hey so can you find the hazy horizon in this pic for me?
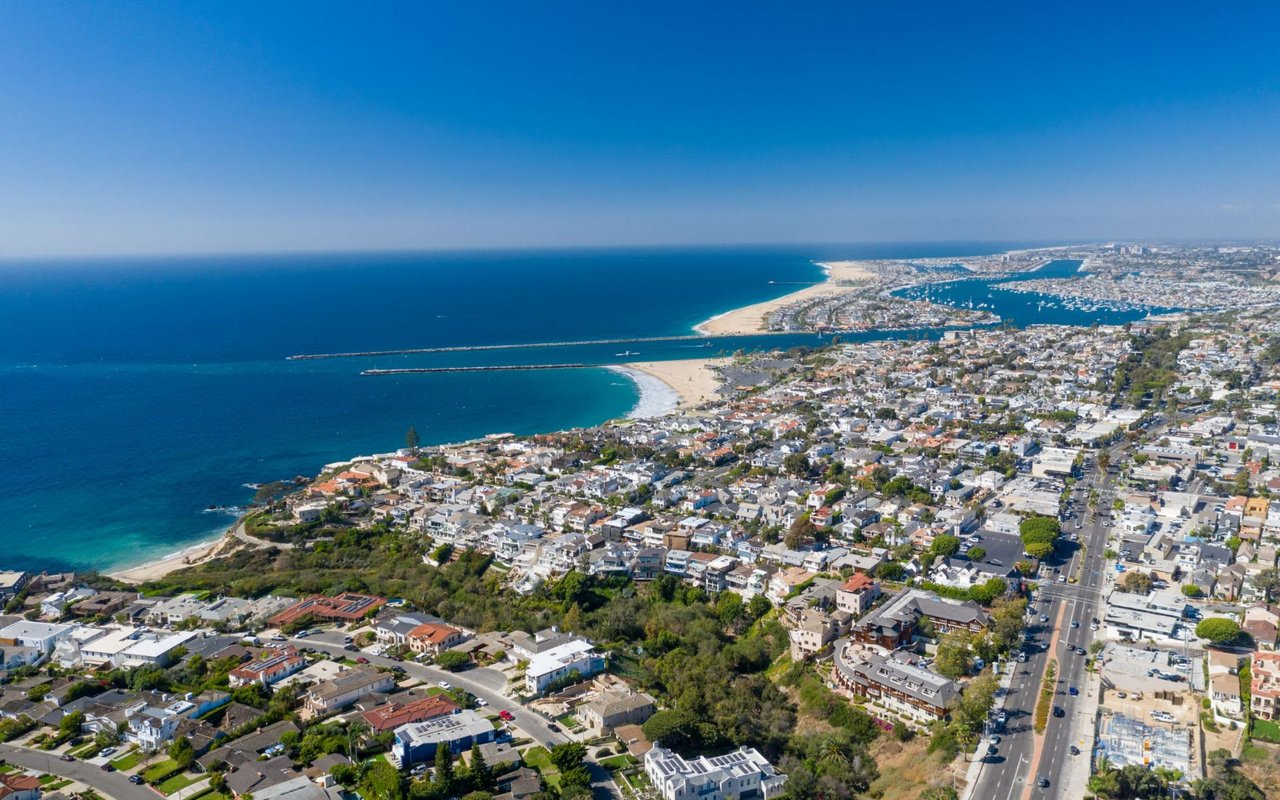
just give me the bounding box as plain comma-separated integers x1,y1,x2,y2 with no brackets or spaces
2,2,1278,257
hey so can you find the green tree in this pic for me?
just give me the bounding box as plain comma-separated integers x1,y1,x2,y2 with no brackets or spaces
59,710,85,738
1024,541,1054,560
435,650,471,671
360,759,405,800
783,453,811,477
1195,617,1241,644
934,632,973,678
1118,571,1153,594
433,745,454,795
549,742,587,774
405,426,420,452
1019,515,1061,547
875,562,906,581
968,578,1006,606
786,514,818,549
932,535,961,557
467,743,492,791
966,546,986,562
169,736,196,768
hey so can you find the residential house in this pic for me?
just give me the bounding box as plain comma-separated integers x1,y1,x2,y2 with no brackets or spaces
644,744,787,800
303,667,395,718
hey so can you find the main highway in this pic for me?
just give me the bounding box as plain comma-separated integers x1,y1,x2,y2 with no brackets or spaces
968,450,1117,799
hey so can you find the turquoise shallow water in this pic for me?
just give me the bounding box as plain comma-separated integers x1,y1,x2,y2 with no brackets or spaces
0,244,1112,572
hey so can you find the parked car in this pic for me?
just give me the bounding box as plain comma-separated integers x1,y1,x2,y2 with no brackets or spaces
356,657,369,664
100,747,116,757
438,680,452,690
130,775,145,785
498,710,514,721
1069,745,1080,756
100,764,115,772
59,754,75,762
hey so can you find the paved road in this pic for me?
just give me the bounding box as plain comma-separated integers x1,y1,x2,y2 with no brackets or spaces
968,455,1116,799
289,636,622,799
0,743,152,800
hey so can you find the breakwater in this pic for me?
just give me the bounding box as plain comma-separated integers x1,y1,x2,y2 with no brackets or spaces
362,363,593,376
286,333,791,360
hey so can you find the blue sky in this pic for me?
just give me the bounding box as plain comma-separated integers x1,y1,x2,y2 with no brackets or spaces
1,2,1278,255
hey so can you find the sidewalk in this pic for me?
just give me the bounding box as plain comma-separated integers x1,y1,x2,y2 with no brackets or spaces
959,661,1018,800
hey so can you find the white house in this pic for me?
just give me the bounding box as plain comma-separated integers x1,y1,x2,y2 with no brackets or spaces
644,744,787,800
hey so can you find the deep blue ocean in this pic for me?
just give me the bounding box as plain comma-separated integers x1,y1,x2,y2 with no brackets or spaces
0,245,1148,572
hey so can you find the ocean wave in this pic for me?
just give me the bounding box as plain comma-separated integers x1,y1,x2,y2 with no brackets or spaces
606,366,678,419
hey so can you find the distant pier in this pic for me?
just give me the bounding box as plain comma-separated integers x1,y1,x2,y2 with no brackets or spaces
285,333,787,361
362,363,593,376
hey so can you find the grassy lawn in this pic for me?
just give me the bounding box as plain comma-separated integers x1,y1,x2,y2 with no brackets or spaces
45,780,73,791
157,773,201,796
523,746,552,771
599,754,638,771
554,712,580,730
68,741,102,758
522,746,561,788
1252,718,1280,744
143,759,183,783
110,750,144,771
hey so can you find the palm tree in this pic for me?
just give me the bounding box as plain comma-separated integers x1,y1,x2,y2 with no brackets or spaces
345,720,369,760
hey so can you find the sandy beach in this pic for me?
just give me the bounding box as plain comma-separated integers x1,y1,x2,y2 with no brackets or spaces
694,260,876,335
108,527,237,584
621,358,730,409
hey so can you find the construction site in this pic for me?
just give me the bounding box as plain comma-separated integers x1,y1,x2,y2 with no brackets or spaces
1095,711,1194,780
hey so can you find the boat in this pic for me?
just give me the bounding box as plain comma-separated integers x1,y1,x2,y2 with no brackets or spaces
615,350,639,357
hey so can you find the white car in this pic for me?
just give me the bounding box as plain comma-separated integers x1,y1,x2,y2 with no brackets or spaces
438,680,452,690
1151,711,1176,723
475,698,488,707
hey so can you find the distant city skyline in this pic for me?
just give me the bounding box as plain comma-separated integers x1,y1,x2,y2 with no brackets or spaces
1,2,1278,257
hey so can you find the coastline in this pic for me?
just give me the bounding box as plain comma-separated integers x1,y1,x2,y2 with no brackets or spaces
607,365,681,418
693,260,875,335
617,358,729,410
107,525,237,584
